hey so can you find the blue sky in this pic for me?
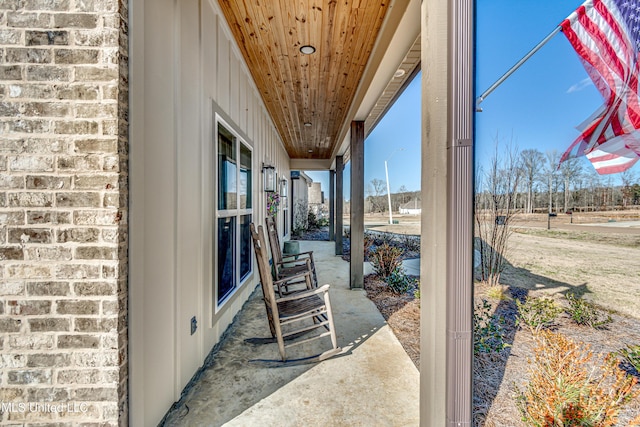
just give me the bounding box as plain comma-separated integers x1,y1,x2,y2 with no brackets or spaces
475,0,601,171
306,74,421,199
307,0,622,199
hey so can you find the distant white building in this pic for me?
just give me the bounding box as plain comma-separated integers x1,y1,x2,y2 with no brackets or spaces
308,181,323,204
400,198,422,215
291,171,313,231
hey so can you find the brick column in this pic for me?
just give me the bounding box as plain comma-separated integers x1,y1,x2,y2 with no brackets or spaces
0,1,129,425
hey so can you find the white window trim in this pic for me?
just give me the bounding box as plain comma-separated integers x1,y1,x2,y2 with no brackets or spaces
281,177,289,237
214,114,254,312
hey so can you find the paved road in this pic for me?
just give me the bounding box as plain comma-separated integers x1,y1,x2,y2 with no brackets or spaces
513,220,640,234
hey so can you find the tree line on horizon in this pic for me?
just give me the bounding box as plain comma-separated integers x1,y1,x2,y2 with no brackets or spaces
365,145,640,215
476,145,640,214
365,180,420,214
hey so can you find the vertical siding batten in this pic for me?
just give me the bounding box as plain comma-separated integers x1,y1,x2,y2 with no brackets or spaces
216,26,230,112
172,0,181,399
177,0,205,394
129,0,146,423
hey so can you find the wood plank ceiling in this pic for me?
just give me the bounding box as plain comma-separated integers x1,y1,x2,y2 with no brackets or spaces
218,0,391,160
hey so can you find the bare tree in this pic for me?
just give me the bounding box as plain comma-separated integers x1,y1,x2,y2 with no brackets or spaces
544,150,561,214
560,157,583,212
475,141,521,287
366,178,387,213
397,185,408,205
585,167,602,210
520,149,545,214
621,169,637,208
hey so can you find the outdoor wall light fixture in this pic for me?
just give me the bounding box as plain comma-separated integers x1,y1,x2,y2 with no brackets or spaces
300,45,316,55
262,163,276,192
304,122,312,127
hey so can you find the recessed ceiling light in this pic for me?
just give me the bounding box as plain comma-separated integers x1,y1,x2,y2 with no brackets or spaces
394,69,406,78
304,122,312,127
300,45,316,55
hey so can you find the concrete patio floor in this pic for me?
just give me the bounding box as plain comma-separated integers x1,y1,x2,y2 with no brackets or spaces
161,240,419,426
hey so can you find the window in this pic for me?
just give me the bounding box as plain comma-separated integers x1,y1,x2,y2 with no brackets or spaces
281,178,289,236
215,118,252,307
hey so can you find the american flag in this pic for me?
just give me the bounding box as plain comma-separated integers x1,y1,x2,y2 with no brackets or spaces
560,0,640,174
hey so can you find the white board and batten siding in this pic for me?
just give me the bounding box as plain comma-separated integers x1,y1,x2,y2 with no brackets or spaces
130,0,290,424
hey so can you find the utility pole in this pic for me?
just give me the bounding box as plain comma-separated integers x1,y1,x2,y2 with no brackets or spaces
385,148,404,224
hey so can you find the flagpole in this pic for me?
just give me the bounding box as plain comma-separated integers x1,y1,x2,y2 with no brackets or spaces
476,25,563,112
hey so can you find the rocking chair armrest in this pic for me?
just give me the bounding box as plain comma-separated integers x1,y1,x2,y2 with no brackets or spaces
275,258,312,268
281,250,314,262
281,250,314,259
275,259,306,267
276,284,330,303
273,269,311,286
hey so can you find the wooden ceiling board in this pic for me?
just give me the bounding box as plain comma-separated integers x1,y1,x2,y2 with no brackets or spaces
218,0,391,160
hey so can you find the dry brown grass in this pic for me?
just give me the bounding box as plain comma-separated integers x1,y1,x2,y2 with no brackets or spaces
502,230,640,319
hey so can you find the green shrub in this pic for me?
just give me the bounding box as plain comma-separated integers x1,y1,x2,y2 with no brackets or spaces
565,293,612,329
386,268,412,295
316,217,329,227
413,280,421,301
474,299,509,355
517,331,639,426
370,243,403,278
307,211,319,229
516,296,562,335
618,344,640,373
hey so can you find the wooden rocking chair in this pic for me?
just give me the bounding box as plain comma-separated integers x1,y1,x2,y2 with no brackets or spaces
265,216,318,293
250,223,340,361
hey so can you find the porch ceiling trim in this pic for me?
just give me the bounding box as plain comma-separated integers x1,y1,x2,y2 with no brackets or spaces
290,158,334,171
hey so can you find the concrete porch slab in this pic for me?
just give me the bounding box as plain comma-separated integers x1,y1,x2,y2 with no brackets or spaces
161,241,419,426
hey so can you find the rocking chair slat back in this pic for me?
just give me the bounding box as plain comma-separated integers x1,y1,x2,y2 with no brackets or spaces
265,216,284,266
249,223,278,335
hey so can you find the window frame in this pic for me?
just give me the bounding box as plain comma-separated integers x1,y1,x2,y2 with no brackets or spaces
214,115,253,312
281,177,289,237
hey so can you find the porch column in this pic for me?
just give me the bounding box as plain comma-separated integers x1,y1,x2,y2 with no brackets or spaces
350,121,365,289
421,0,474,425
329,169,336,241
335,156,344,255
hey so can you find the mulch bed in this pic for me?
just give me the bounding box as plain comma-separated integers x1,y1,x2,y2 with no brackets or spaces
290,227,331,241
291,226,421,262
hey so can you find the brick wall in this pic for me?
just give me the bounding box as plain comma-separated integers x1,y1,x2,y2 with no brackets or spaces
0,0,128,425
